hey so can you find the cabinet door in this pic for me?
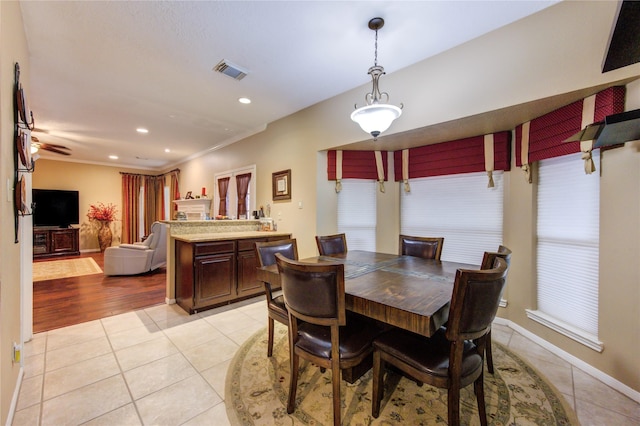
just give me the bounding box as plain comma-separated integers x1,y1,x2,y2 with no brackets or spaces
237,249,263,297
194,253,236,309
33,230,50,255
50,229,79,254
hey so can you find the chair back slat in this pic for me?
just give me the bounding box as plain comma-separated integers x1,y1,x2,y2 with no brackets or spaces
255,239,298,267
446,257,508,342
275,253,345,324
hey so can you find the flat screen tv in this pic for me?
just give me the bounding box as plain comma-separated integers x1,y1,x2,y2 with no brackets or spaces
32,189,80,228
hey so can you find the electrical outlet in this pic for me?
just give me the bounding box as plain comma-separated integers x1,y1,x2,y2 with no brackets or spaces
298,201,303,209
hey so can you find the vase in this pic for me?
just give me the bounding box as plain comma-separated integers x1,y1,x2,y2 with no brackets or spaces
97,221,113,252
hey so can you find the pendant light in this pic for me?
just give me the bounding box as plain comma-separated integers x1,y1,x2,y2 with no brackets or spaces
351,17,403,140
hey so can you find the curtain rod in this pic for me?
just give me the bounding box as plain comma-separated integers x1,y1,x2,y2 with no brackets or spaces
119,168,180,178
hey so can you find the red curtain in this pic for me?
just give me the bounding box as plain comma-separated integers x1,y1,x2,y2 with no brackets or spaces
217,177,230,216
392,131,511,180
327,150,388,180
169,170,180,219
143,176,165,236
121,174,141,244
236,173,251,217
515,86,625,166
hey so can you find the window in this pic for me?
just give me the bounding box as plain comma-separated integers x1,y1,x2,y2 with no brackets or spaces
214,166,256,219
337,179,376,251
401,171,503,264
527,151,602,351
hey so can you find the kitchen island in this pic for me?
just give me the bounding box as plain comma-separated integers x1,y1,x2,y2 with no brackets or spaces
163,220,290,314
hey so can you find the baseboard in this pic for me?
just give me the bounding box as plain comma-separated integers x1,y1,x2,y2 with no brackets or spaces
80,248,100,254
165,298,176,305
6,367,24,426
504,319,640,404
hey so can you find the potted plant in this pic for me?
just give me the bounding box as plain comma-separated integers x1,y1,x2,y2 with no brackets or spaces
87,202,118,252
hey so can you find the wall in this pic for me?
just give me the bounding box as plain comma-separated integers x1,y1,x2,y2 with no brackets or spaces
9,0,640,412
32,160,157,251
0,2,29,423
167,1,640,395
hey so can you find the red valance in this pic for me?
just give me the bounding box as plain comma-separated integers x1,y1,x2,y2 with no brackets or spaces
327,150,388,180
515,86,625,166
392,131,511,181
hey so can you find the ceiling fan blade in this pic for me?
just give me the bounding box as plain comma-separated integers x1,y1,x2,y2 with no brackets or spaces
42,146,71,156
31,135,40,143
40,143,70,150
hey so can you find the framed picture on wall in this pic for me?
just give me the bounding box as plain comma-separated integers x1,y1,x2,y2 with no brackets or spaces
272,169,291,201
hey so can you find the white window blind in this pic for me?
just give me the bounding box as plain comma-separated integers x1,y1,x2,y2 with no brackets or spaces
338,179,376,251
533,151,600,346
401,171,503,265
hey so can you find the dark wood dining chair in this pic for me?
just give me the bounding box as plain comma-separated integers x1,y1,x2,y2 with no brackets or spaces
479,245,512,374
399,235,444,260
254,239,298,357
315,233,347,256
275,253,385,426
371,257,509,426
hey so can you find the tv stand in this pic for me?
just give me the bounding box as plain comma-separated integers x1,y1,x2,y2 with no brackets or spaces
33,227,80,259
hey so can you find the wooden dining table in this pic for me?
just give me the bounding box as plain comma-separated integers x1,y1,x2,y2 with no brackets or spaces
256,250,479,338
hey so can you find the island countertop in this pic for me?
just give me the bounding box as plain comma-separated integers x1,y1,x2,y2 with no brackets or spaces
172,231,291,243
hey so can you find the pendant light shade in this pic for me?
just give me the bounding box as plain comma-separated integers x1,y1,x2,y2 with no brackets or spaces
351,18,402,140
351,104,402,139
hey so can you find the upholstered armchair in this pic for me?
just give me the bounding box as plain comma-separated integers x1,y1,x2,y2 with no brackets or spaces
103,222,167,276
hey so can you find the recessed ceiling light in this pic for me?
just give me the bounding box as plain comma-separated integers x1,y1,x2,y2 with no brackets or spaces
164,148,171,153
109,155,119,160
238,97,251,104
136,128,149,134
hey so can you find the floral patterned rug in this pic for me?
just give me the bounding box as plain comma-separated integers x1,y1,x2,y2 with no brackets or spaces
226,324,579,425
33,257,102,282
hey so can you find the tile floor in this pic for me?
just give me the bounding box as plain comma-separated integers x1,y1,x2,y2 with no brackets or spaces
13,296,640,425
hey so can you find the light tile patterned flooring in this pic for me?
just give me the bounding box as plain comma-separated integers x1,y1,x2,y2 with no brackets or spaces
13,296,640,425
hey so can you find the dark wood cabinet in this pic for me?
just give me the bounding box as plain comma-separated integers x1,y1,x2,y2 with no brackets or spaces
175,234,290,314
237,238,267,298
33,227,80,258
195,252,236,308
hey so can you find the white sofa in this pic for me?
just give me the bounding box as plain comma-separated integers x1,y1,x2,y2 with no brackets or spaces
103,221,167,276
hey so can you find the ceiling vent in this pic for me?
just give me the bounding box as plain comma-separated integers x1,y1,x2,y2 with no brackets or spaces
213,59,249,80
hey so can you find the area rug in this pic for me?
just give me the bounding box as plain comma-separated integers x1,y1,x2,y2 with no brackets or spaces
226,324,579,425
33,257,103,282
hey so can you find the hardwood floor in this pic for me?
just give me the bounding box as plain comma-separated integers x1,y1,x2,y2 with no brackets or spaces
33,252,166,333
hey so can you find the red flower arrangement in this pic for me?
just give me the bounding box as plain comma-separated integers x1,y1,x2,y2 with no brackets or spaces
87,202,118,222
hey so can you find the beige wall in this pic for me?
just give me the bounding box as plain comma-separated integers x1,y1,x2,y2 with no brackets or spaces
32,160,158,251
1,1,30,423
2,1,640,419
168,1,640,395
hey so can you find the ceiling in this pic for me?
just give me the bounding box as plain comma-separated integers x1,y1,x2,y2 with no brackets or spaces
19,1,559,170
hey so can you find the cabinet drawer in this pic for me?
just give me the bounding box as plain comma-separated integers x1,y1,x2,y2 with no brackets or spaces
195,241,235,256
237,238,268,252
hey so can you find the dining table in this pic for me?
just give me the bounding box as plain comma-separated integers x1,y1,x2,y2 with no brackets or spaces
256,250,479,339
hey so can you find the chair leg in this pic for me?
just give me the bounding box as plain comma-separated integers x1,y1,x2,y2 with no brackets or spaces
474,373,488,426
486,329,494,374
372,351,384,418
448,382,461,426
287,351,299,414
332,360,341,426
267,317,275,357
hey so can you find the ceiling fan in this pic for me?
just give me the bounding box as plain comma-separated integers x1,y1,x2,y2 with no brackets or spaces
30,135,71,156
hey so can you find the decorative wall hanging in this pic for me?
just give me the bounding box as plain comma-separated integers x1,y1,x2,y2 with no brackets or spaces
13,62,36,243
272,169,291,201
